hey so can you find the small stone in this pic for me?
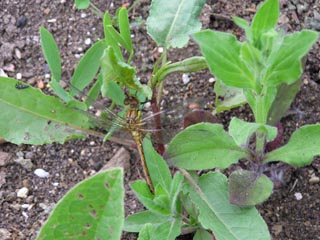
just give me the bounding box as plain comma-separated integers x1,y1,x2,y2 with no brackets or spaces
84,38,92,45
158,47,164,53
0,69,8,77
182,74,190,84
43,8,51,15
15,48,22,59
34,168,49,178
5,192,17,202
17,187,29,198
208,77,215,83
0,151,11,166
309,176,320,184
16,16,27,28
81,13,87,18
47,19,57,23
0,228,11,239
294,192,303,200
16,72,22,80
14,157,33,171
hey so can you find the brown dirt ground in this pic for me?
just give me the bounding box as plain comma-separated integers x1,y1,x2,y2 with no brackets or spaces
0,0,320,239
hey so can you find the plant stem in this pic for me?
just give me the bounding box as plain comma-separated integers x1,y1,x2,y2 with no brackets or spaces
90,2,104,18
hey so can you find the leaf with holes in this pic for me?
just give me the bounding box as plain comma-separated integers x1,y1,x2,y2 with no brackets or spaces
0,77,90,145
36,168,124,240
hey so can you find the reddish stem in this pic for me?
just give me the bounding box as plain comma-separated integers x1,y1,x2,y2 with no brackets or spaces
151,90,165,155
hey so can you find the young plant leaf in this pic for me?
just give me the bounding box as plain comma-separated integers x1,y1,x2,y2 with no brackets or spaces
228,117,277,147
263,30,318,87
214,79,247,113
193,229,214,240
267,80,301,125
147,0,206,48
118,7,133,56
229,170,273,206
0,77,91,145
185,172,270,240
124,210,171,232
70,40,105,95
193,30,255,89
138,224,155,240
40,26,62,82
100,47,152,98
130,180,170,215
165,123,249,170
36,168,124,240
74,0,90,9
143,137,172,193
251,0,279,47
264,124,320,166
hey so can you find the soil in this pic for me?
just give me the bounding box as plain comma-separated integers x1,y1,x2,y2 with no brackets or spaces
0,0,320,240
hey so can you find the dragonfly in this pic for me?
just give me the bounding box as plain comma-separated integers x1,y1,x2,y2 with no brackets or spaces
60,80,217,192
62,81,175,192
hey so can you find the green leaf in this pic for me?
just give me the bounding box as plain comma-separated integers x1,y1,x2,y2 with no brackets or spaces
138,224,155,240
214,79,247,113
143,137,172,193
102,81,126,107
0,77,92,145
251,0,279,47
131,180,170,215
74,0,90,9
263,30,318,87
147,0,206,48
193,229,213,240
100,47,152,98
228,118,277,147
36,168,124,240
165,123,248,170
267,80,301,125
153,217,181,240
193,30,255,89
264,124,320,166
186,172,270,240
152,56,208,88
118,7,133,55
124,211,170,232
229,170,273,206
40,27,61,82
70,40,105,95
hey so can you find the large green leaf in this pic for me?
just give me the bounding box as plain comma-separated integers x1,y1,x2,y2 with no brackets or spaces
70,40,105,95
147,0,206,48
193,30,255,89
229,170,273,206
37,168,124,240
0,77,91,145
186,172,270,240
263,30,318,87
74,0,90,9
264,124,320,166
165,123,248,170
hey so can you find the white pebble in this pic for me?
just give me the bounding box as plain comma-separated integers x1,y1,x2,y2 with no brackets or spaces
45,73,50,79
182,73,190,84
85,38,91,45
17,187,29,198
16,72,22,80
52,182,59,187
0,69,8,77
209,77,215,83
294,192,303,200
158,47,164,53
47,19,57,23
81,13,87,18
34,168,49,178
